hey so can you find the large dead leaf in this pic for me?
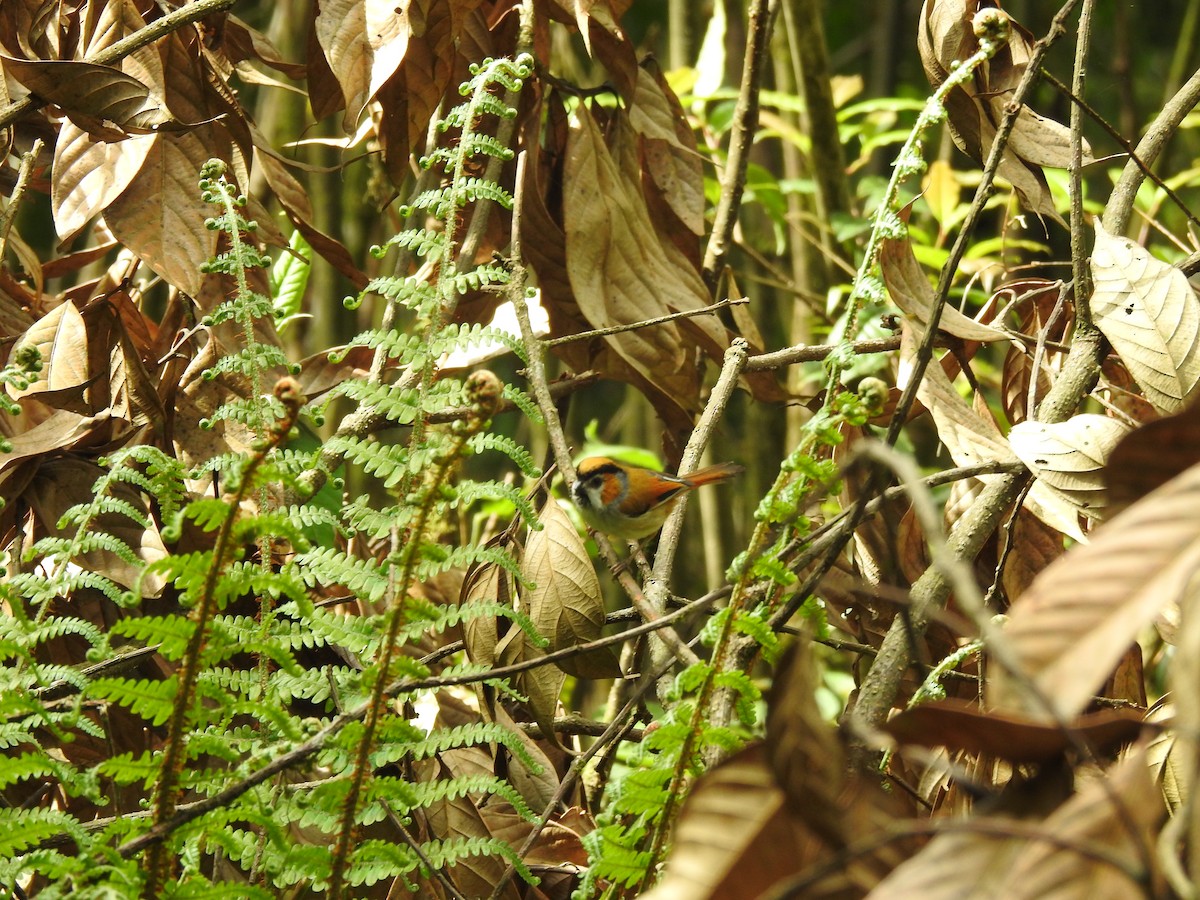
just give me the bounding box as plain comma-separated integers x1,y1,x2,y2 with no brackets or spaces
373,0,470,183
1090,222,1200,413
899,326,1083,540
899,324,1015,472
103,129,222,296
1106,401,1200,514
460,557,509,669
870,748,1161,900
989,460,1200,720
882,699,1144,764
52,121,156,242
1008,415,1131,520
413,755,523,900
629,64,705,237
521,499,608,679
0,55,175,134
8,301,90,399
640,745,805,900
563,105,727,416
313,0,415,132
881,220,1008,342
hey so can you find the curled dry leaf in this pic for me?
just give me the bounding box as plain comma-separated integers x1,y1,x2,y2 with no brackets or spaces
881,698,1145,764
899,325,1083,539
52,121,156,242
521,499,621,679
103,129,223,296
1008,414,1131,520
639,745,802,900
918,0,1092,223
880,215,1008,343
8,300,90,400
563,105,727,420
1091,222,1200,413
989,460,1200,721
312,0,413,133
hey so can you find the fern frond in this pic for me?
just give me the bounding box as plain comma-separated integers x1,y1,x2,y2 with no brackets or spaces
373,227,448,259
89,676,178,726
467,433,542,478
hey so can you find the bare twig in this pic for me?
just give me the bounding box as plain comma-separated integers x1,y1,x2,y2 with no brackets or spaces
701,0,777,288
0,139,42,264
645,339,750,686
543,298,748,347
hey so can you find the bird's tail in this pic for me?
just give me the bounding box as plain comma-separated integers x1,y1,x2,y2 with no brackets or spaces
683,461,745,487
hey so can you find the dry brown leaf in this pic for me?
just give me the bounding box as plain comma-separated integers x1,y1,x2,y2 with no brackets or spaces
1008,414,1131,520
253,145,369,289
870,749,1158,900
1106,401,1200,514
1091,222,1200,413
103,130,221,296
1000,508,1064,603
881,219,1008,343
563,105,726,414
522,500,605,663
917,0,1091,223
999,748,1163,899
0,410,106,473
630,64,705,236
373,0,466,184
495,621,566,749
989,460,1200,721
899,324,1014,472
882,699,1144,764
8,300,90,400
414,755,523,900
52,122,157,242
0,55,175,134
640,744,803,900
459,557,509,669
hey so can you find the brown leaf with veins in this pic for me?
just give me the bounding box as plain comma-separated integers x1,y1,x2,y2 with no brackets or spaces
103,129,224,296
7,301,89,401
52,121,156,242
990,458,1200,721
563,105,727,428
0,55,177,136
374,0,475,185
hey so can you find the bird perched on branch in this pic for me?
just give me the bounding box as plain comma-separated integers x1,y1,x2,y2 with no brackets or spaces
570,456,744,540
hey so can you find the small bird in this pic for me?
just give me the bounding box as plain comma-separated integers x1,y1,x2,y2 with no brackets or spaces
570,456,744,540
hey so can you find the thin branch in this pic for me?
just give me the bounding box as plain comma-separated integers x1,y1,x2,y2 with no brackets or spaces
1104,63,1200,234
543,298,748,348
646,338,750,685
701,0,777,288
0,139,42,263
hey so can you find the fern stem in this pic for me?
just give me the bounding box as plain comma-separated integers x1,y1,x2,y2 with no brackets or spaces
327,385,496,895
143,380,301,894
